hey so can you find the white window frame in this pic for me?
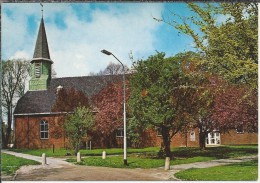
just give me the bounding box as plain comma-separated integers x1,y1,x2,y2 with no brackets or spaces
236,125,245,134
190,130,195,141
40,120,49,139
155,127,162,137
116,128,123,137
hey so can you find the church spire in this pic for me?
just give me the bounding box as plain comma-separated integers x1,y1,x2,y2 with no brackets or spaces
32,17,53,63
29,8,53,91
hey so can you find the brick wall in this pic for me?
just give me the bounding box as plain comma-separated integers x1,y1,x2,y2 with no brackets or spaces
221,130,258,145
15,115,257,149
138,128,200,148
15,114,68,149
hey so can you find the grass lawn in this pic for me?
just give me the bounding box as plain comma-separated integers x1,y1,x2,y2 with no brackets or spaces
11,145,258,159
64,145,257,169
172,145,258,159
11,148,75,157
175,160,258,181
11,147,160,157
67,155,215,168
1,153,40,175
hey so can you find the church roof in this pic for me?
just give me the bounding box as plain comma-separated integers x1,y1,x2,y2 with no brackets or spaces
32,18,52,63
14,74,123,115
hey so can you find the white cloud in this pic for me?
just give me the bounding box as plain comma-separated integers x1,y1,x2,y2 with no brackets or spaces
10,51,30,60
2,3,164,77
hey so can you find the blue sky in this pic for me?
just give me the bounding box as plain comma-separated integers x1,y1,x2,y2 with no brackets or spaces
2,3,198,77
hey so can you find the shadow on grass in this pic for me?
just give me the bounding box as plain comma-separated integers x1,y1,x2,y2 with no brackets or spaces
171,145,258,159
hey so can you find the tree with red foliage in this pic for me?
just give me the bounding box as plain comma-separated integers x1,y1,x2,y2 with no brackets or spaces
193,75,225,150
212,85,257,133
52,87,89,112
51,87,91,150
92,81,130,147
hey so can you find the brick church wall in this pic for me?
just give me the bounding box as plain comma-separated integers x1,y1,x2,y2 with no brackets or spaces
15,114,257,149
136,128,200,148
15,114,68,149
220,130,258,145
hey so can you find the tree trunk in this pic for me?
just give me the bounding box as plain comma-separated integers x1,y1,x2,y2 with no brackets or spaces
2,124,6,148
199,126,207,150
4,107,12,148
75,139,80,155
161,126,171,158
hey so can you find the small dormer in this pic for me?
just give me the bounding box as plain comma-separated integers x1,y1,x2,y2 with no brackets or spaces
56,85,63,94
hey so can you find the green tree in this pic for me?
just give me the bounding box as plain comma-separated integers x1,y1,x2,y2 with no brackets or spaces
129,52,205,158
155,3,257,149
156,2,257,88
64,106,94,154
1,59,30,148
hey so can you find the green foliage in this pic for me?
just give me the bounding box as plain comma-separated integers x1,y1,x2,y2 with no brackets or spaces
129,52,207,156
175,160,258,181
158,3,258,88
64,106,94,154
1,153,40,175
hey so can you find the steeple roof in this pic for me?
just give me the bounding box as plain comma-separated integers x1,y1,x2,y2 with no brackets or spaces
32,18,53,63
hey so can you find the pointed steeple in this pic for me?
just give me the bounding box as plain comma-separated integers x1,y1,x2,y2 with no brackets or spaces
29,16,53,91
31,17,53,63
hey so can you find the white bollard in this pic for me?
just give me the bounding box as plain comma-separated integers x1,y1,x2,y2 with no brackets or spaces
42,153,46,165
77,152,81,162
102,151,106,159
165,157,170,170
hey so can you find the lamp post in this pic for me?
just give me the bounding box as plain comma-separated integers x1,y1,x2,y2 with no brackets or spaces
101,49,127,165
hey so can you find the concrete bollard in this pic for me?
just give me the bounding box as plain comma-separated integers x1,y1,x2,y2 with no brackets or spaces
42,153,46,165
102,151,106,159
77,152,81,162
165,157,170,170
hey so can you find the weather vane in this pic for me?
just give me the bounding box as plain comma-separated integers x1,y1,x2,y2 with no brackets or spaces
40,3,43,18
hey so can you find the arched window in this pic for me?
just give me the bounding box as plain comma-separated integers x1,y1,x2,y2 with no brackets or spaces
40,120,49,139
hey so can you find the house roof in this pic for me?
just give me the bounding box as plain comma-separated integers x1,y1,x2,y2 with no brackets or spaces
14,74,123,115
32,18,52,63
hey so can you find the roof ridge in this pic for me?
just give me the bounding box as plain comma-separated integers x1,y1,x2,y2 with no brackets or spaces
52,74,124,80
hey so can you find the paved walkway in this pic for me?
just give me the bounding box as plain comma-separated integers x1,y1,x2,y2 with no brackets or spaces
1,150,257,181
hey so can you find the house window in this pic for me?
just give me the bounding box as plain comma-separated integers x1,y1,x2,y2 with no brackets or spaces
40,120,49,139
236,125,244,134
116,128,123,137
35,62,41,78
155,127,162,137
190,130,195,141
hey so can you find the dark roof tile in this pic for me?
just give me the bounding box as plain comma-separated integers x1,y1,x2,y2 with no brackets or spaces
14,74,123,115
32,18,51,61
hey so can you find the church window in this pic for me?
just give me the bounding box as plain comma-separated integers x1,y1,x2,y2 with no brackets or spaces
236,125,244,134
40,120,49,139
116,128,123,137
190,130,195,141
155,127,162,137
35,62,41,78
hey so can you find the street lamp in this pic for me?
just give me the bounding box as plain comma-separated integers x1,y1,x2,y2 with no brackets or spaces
101,49,127,165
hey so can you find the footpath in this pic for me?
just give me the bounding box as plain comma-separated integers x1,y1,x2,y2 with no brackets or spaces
1,150,257,181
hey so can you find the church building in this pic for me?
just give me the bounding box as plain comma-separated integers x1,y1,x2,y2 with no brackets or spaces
14,16,257,149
